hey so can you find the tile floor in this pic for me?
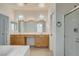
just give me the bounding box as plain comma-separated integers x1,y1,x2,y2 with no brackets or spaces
30,48,53,56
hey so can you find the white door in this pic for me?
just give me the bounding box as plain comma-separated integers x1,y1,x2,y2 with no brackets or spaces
65,8,79,56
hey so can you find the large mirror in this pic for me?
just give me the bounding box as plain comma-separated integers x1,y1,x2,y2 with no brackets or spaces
18,20,46,33
14,10,47,33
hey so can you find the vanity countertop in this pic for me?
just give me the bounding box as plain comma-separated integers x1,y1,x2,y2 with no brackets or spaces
10,32,51,35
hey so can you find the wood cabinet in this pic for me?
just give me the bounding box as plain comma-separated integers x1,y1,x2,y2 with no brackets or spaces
10,35,49,48
10,35,26,45
35,35,49,48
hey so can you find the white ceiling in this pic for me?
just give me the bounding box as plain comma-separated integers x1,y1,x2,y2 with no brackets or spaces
0,3,53,21
0,3,53,11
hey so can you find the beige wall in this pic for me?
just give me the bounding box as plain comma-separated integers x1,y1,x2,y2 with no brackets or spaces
0,5,14,21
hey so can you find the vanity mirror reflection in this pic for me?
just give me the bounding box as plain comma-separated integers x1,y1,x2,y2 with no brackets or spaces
11,19,47,34
10,21,18,33
12,10,48,34
17,19,46,33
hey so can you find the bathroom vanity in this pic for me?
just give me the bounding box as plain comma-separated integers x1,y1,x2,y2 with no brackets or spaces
10,33,49,48
10,17,49,48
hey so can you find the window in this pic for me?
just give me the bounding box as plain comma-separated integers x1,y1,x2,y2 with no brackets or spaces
11,22,17,32
11,23,15,32
37,23,43,33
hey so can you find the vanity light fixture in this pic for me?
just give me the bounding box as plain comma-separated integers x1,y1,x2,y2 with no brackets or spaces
18,15,24,20
39,14,45,20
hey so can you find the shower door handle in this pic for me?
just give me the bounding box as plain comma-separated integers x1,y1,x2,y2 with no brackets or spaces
76,38,79,42
74,28,78,33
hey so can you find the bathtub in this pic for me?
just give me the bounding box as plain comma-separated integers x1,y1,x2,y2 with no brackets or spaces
0,45,30,56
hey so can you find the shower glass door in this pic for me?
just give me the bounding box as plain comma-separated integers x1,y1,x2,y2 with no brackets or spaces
64,8,79,56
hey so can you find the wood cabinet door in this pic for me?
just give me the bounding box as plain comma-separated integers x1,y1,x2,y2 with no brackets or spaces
35,35,49,48
10,35,25,45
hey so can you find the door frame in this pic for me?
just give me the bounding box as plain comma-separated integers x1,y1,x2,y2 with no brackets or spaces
64,6,79,56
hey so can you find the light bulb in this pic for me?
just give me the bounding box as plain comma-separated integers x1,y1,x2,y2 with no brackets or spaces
18,15,24,20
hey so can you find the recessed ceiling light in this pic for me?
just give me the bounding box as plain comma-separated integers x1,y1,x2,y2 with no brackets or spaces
17,3,24,6
38,3,45,8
